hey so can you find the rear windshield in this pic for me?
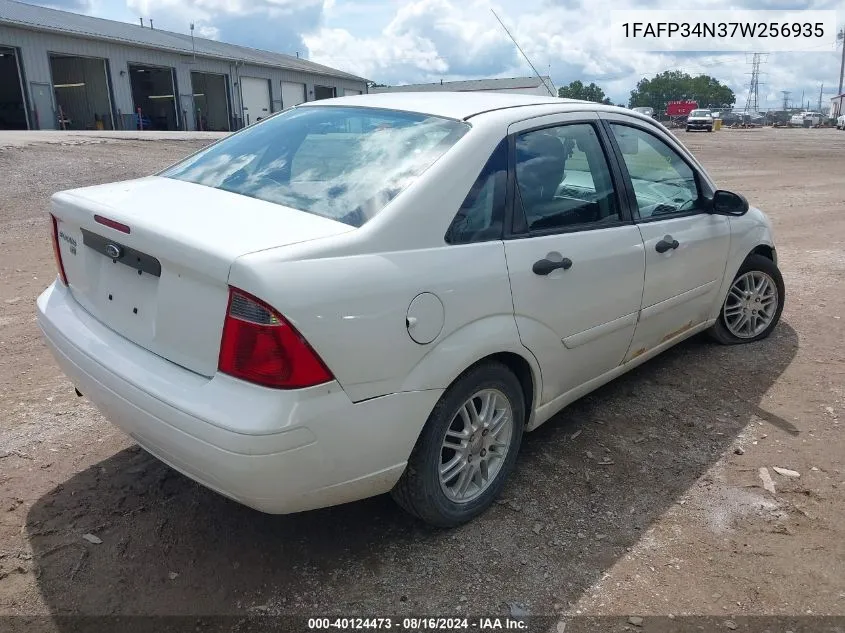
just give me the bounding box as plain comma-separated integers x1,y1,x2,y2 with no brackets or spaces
162,106,469,227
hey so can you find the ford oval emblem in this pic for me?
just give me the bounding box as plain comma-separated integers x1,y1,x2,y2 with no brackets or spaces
105,243,123,259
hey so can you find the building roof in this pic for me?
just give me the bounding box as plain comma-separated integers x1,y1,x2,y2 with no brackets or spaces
0,0,367,82
371,75,556,95
301,91,596,121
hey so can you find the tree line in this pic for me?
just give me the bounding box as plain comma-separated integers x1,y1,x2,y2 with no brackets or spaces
558,70,736,113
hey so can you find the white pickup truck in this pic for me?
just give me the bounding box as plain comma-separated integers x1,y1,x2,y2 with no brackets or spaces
789,112,822,127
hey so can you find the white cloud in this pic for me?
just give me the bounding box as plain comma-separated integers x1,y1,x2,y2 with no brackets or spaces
306,0,843,106
33,0,845,106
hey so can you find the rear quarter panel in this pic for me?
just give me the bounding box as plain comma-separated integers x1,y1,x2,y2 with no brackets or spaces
228,241,533,403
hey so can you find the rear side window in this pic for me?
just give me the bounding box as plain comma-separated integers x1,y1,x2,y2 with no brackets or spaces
162,106,469,227
445,139,508,244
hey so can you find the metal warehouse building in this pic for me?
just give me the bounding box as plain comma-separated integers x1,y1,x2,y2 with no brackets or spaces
0,0,368,132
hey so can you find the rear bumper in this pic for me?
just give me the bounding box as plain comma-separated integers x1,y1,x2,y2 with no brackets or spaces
36,281,441,514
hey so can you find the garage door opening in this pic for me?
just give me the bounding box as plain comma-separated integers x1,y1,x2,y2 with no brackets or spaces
191,71,230,131
128,63,179,130
314,85,337,101
50,54,114,130
0,47,28,130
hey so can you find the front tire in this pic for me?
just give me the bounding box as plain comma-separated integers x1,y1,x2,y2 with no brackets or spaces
391,362,525,527
708,253,785,345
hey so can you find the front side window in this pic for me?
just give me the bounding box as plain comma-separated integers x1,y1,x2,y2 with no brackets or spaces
609,124,702,219
514,123,620,232
162,106,469,227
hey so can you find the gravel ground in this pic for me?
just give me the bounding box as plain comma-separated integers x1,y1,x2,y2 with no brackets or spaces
0,129,843,628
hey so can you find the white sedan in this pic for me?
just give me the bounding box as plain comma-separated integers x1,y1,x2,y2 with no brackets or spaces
37,93,785,527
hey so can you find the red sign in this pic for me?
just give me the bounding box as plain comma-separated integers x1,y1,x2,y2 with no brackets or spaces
666,100,698,116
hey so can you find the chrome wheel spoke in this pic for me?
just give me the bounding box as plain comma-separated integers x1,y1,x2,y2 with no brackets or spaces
490,438,509,452
479,392,495,426
456,464,476,497
441,454,467,481
445,428,469,442
479,458,489,483
489,409,510,437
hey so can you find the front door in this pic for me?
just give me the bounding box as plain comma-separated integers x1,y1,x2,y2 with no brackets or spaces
503,114,646,406
604,121,730,360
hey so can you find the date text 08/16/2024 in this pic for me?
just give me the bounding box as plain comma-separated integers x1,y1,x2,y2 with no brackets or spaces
307,618,528,630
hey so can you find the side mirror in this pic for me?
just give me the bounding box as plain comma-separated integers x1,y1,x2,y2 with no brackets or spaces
710,189,749,216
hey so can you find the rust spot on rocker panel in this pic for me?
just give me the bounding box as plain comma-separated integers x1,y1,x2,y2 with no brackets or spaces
626,347,648,363
660,320,695,344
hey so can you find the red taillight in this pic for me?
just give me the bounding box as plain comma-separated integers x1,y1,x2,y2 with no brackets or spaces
218,288,333,389
50,214,68,285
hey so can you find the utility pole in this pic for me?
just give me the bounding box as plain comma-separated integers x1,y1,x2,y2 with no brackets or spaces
818,83,823,112
838,27,844,96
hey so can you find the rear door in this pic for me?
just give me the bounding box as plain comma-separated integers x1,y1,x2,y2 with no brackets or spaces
503,112,646,406
602,116,730,359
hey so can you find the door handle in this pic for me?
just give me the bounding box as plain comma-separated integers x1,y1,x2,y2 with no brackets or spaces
532,257,573,275
655,236,680,253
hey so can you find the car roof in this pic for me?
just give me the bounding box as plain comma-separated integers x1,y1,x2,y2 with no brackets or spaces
298,91,593,121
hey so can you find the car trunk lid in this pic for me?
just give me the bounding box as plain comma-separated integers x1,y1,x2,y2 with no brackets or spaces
51,176,353,377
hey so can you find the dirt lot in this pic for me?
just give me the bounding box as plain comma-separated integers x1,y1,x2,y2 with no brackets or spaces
0,128,843,630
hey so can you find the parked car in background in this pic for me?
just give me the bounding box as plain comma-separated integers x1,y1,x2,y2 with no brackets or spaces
789,112,822,127
836,113,845,130
686,109,714,132
37,93,785,527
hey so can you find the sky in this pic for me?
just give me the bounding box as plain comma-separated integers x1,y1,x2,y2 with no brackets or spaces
35,0,845,108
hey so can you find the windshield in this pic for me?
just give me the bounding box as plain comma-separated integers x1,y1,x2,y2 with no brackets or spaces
689,110,711,117
162,106,469,227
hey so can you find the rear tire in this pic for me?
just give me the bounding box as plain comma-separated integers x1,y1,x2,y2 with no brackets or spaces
708,253,785,345
391,362,525,527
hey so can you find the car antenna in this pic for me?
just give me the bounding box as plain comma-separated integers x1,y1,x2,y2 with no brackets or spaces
491,8,556,97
